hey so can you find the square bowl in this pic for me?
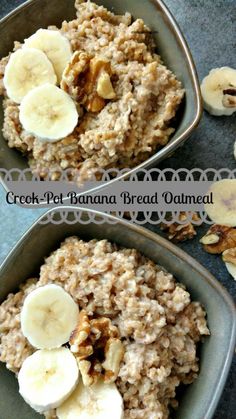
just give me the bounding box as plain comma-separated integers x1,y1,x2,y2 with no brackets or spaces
0,208,235,419
0,0,201,187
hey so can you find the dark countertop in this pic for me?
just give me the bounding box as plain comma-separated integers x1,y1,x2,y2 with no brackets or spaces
0,0,235,418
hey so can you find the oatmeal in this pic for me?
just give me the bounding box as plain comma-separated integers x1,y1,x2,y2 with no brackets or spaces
0,0,184,181
0,236,209,418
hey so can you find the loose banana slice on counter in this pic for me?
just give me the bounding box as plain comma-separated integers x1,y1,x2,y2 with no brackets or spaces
19,83,78,141
18,348,79,413
222,248,236,280
224,262,236,280
204,179,236,227
3,48,57,103
57,380,124,419
21,284,79,349
201,67,236,116
24,29,72,82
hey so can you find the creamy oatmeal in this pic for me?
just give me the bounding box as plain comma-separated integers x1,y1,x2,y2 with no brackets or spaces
0,236,209,418
0,0,184,181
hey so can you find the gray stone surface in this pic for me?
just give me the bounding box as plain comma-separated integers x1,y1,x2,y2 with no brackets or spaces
0,1,235,418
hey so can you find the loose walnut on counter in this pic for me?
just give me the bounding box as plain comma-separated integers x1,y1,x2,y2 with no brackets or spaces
161,212,202,242
70,310,124,386
61,52,116,113
200,225,236,254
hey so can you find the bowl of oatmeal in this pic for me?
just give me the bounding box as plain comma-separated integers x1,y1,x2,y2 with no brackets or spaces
0,208,235,419
0,0,201,186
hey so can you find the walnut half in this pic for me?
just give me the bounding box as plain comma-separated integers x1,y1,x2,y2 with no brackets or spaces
69,310,124,386
200,225,236,254
61,52,116,113
161,212,201,242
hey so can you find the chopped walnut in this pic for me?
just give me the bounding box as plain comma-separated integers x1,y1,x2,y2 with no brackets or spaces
61,51,91,103
102,338,124,383
200,225,236,254
222,247,236,265
69,310,124,386
78,359,98,387
97,71,116,100
161,212,201,242
61,52,115,112
70,309,93,359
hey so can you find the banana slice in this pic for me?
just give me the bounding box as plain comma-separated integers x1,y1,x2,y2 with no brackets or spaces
204,179,236,227
201,67,236,116
24,29,72,83
57,380,124,419
19,84,78,141
222,249,236,280
3,48,57,103
21,284,79,349
18,348,79,413
224,262,236,280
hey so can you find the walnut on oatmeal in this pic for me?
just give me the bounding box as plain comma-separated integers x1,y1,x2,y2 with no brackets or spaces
70,309,124,385
61,51,116,112
161,212,202,242
82,55,115,111
61,51,116,113
96,69,116,100
60,51,92,102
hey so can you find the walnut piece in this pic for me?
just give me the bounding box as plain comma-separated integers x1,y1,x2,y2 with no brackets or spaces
61,51,91,103
161,212,201,242
78,360,98,387
97,71,116,100
61,52,115,112
199,233,219,245
102,338,125,383
69,310,124,386
200,225,236,254
70,309,92,358
222,247,236,265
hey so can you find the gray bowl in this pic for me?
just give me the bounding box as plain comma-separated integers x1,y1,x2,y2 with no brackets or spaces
0,208,235,419
0,0,202,188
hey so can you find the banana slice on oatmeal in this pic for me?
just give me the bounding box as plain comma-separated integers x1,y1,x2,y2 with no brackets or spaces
57,380,124,419
21,284,79,349
24,29,72,83
18,348,79,413
3,48,57,103
19,84,78,141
